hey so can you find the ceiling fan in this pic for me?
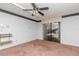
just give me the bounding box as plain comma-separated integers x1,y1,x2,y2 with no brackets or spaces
23,3,49,16
12,3,49,16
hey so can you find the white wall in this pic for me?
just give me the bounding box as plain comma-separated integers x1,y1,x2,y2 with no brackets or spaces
0,12,42,49
61,15,79,47
37,23,43,40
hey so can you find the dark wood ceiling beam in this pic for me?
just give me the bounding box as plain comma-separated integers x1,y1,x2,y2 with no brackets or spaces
62,13,79,18
1,8,79,22
0,8,41,22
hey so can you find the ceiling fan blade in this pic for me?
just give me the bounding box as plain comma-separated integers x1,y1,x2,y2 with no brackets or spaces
39,7,49,10
23,9,33,11
12,3,26,9
38,11,44,16
31,3,37,9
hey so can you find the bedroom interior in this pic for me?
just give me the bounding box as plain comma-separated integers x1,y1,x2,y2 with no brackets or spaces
0,3,79,56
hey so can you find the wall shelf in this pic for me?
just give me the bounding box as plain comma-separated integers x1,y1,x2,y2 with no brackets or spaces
0,33,12,46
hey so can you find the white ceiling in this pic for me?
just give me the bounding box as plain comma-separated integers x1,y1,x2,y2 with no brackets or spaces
0,3,79,21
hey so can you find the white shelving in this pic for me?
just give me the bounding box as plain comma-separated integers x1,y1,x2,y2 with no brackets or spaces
0,33,12,46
